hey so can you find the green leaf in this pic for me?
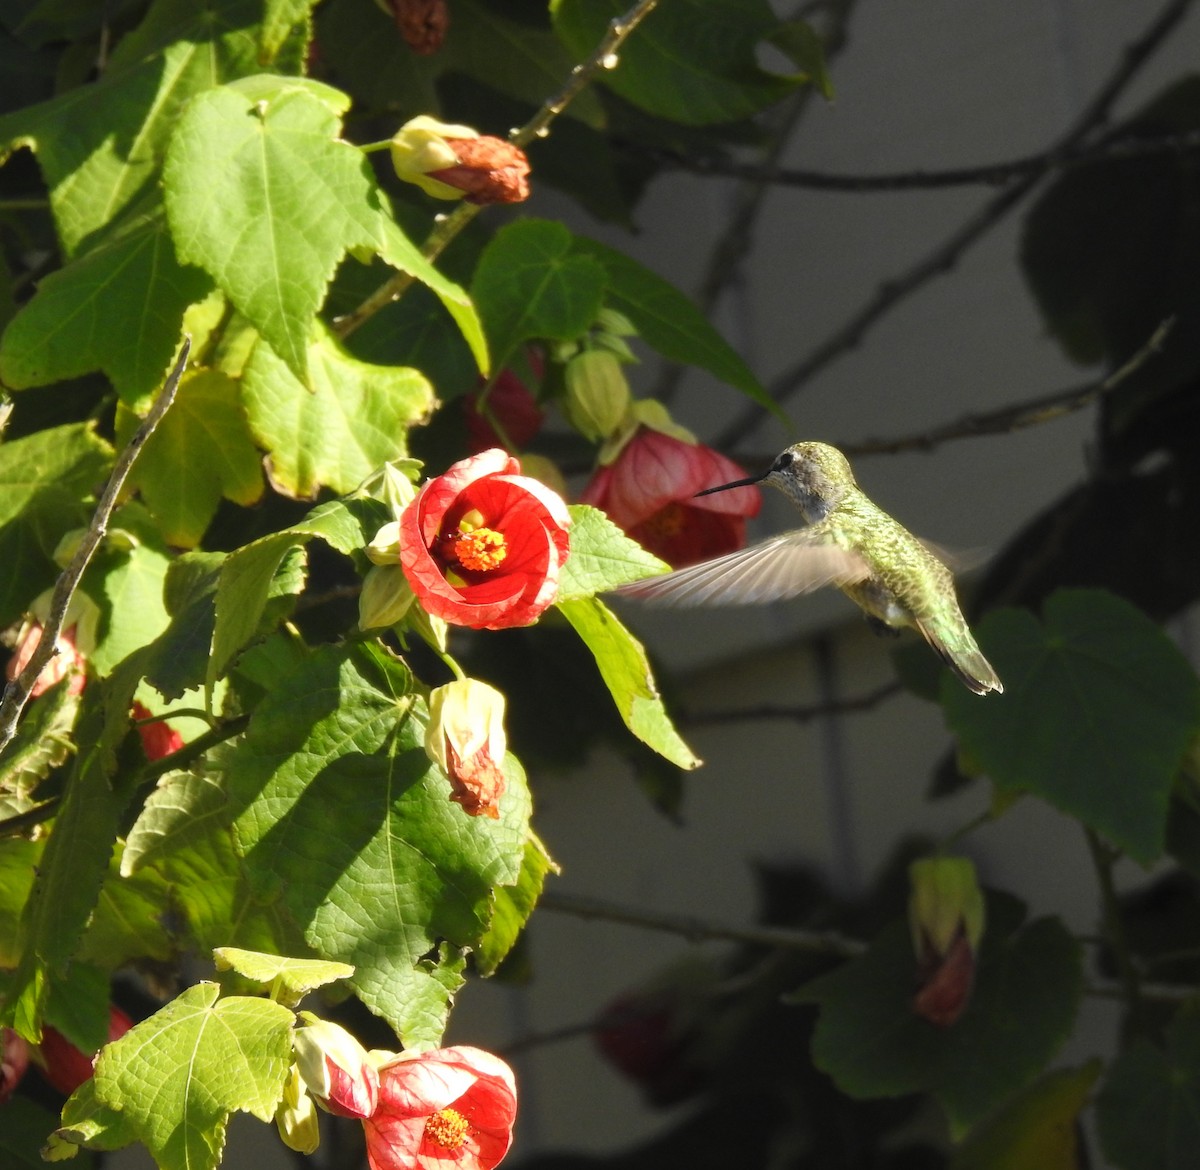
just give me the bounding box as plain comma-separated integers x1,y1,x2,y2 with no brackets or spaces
1097,1008,1200,1170
551,0,804,125
557,596,700,770
142,554,224,701
89,528,173,676
91,983,294,1170
77,847,176,971
0,680,79,798
943,590,1200,863
42,962,112,1054
0,838,41,967
2,1096,95,1169
952,1062,1101,1170
241,327,434,499
6,676,141,1037
571,236,776,413
475,832,557,977
210,499,370,683
471,219,607,372
46,1078,136,1160
797,902,1083,1138
0,0,272,256
0,422,111,624
227,643,531,1045
0,200,211,404
122,766,230,876
163,82,383,381
125,368,264,546
377,215,489,375
213,947,354,1003
559,504,669,600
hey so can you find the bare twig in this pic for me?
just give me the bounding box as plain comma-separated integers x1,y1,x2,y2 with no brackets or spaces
840,316,1175,456
630,129,1200,192
333,0,662,340
716,0,1196,450
0,340,191,755
681,680,899,727
539,890,867,957
654,0,860,405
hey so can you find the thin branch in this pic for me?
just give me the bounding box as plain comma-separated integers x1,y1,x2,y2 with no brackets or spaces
653,0,860,404
629,129,1200,192
680,680,899,727
538,890,867,958
0,340,191,755
1085,828,1144,1020
715,0,1196,450
333,0,661,340
839,316,1174,457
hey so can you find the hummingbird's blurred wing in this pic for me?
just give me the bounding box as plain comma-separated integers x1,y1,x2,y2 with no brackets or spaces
614,531,870,606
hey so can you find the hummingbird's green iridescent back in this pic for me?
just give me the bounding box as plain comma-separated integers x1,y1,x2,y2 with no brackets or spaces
616,441,1002,695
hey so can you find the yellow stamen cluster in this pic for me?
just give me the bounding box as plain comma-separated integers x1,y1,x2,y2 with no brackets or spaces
424,1106,470,1150
454,528,507,572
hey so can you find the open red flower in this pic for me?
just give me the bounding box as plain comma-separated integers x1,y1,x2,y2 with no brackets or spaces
131,701,184,761
6,621,86,698
581,428,761,568
399,449,570,630
363,1045,517,1170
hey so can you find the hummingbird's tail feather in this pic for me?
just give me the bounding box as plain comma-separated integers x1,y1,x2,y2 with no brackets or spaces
916,622,1004,696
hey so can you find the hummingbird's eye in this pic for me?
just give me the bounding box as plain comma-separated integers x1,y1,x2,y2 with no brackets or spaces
773,451,796,472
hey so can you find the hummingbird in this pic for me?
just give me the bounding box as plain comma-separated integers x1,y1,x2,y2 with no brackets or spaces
616,441,1002,695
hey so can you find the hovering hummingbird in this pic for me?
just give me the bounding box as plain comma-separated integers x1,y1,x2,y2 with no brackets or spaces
616,441,1002,695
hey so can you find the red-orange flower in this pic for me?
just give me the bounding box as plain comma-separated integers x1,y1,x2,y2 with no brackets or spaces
399,449,570,630
363,1046,517,1170
581,428,761,568
6,622,85,698
132,701,184,761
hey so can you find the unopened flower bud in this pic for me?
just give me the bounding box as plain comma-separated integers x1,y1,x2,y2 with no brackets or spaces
564,350,632,442
425,678,507,819
367,520,403,566
908,857,985,1027
293,1017,379,1120
385,0,449,55
354,460,421,517
390,116,530,205
275,1065,321,1154
359,564,416,630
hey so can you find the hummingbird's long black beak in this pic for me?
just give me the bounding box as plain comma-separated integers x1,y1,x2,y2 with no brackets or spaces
694,471,766,498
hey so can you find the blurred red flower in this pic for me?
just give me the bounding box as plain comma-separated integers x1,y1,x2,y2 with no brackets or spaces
6,622,85,698
38,1005,133,1097
464,361,545,453
1,1027,29,1103
132,701,184,761
399,449,570,630
581,428,761,568
363,1046,517,1170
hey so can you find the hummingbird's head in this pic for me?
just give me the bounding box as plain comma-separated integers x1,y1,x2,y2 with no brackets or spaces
695,442,856,525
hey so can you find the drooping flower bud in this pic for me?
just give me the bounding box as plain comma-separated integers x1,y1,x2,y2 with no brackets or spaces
386,0,449,55
390,116,530,205
131,700,185,761
360,564,417,631
293,1017,380,1120
563,350,632,442
38,1005,133,1096
425,679,507,819
908,857,985,1027
275,1065,321,1155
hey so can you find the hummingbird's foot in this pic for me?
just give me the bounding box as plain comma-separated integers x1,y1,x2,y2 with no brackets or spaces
864,615,902,639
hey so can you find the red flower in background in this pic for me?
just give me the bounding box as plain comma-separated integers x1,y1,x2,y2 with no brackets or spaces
464,360,545,453
399,449,570,630
363,1046,517,1170
1,1028,29,1103
132,701,184,761
6,622,85,698
38,1005,133,1097
581,429,761,568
